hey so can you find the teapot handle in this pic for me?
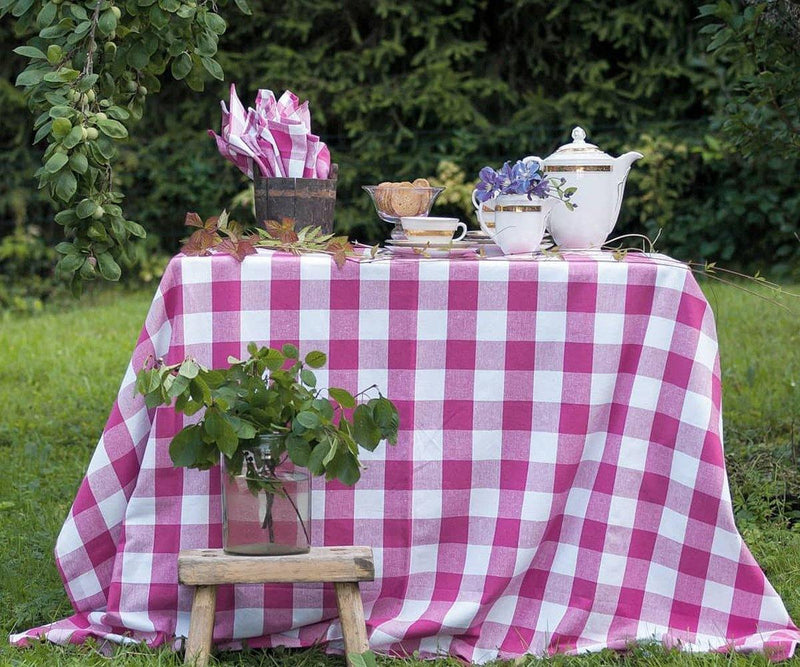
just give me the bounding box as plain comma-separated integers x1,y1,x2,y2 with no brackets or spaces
522,155,545,173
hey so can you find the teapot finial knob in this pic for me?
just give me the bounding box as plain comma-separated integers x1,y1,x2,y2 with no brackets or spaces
572,126,587,143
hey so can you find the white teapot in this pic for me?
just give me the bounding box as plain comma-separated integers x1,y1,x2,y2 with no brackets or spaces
544,127,643,249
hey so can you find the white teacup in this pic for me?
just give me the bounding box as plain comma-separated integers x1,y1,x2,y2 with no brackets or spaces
399,216,467,244
477,194,552,255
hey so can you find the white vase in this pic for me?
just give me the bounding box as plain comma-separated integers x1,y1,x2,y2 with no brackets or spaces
477,194,552,255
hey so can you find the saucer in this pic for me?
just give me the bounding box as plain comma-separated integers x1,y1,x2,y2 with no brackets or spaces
385,240,479,258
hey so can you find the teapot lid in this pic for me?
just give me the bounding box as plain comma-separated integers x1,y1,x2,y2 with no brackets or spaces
546,127,613,165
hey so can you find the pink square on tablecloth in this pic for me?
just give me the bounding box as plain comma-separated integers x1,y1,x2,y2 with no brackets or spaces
502,401,533,431
559,403,590,435
330,280,360,310
563,342,593,373
446,340,476,368
505,341,535,371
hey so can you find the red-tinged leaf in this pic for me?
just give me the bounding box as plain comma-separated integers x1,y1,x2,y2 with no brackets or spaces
265,217,299,244
185,212,204,228
331,248,347,269
181,228,219,256
217,237,258,262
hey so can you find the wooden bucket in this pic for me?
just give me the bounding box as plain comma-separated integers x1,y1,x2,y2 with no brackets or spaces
254,164,338,234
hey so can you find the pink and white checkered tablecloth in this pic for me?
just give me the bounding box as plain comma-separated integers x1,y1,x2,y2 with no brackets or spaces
12,249,800,662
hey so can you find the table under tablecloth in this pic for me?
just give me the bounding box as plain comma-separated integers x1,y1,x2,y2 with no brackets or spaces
12,249,800,662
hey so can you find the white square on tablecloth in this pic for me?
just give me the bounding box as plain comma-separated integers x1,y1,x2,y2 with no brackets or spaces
180,257,212,284
596,260,629,285
550,542,579,577
701,578,735,614
596,551,626,587
412,489,442,519
582,432,608,463
121,552,154,585
643,315,676,352
710,526,742,559
148,319,173,356
520,491,553,523
233,606,265,637
478,260,509,284
408,543,439,576
357,368,388,395
182,312,214,345
358,309,389,340
695,330,719,371
181,494,210,525
533,310,567,342
417,260,450,282
628,375,662,413
529,431,559,463
645,562,677,599
476,310,508,341
240,254,269,282
533,371,563,403
486,594,518,626
416,309,448,340
607,494,638,528
462,544,494,576
472,429,503,460
593,313,626,345
589,373,617,406
473,370,506,401
680,390,713,431
299,254,331,281
354,488,385,520
658,506,688,545
95,488,128,528
240,312,270,344
535,599,569,634
300,307,330,341
669,449,700,490
469,487,500,518
68,567,104,601
414,369,446,400
564,487,591,518
126,496,156,526
582,611,615,643
442,601,481,630
619,436,649,472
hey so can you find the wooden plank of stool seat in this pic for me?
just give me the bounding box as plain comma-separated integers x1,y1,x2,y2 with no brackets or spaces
178,546,375,586
184,584,216,666
334,582,370,657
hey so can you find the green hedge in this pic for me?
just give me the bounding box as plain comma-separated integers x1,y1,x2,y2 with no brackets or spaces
2,0,798,286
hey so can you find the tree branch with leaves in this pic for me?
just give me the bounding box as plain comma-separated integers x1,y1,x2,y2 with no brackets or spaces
2,0,251,292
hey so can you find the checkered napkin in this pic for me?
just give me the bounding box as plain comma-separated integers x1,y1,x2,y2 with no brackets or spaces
12,251,799,662
208,84,331,180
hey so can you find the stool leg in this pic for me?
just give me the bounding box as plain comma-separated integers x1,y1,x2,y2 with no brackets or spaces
185,585,217,667
334,581,369,665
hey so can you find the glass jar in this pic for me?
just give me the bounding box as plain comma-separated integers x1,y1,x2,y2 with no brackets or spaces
221,433,311,555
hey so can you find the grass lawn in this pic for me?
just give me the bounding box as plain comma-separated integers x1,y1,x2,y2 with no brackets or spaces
0,280,798,666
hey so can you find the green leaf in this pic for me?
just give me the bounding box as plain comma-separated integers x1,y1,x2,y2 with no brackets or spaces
189,377,212,405
97,118,128,139
328,387,355,409
36,1,56,25
127,42,149,69
58,253,84,273
300,368,317,388
106,105,131,120
76,199,98,219
149,4,169,28
43,68,80,83
204,407,239,456
34,121,53,144
13,45,46,59
69,152,88,174
158,0,179,11
233,0,251,15
96,252,122,280
203,12,226,34
168,373,191,398
200,56,223,81
45,152,69,173
282,344,299,359
98,9,118,35
178,359,200,379
336,451,361,486
295,411,320,429
54,170,77,201
306,439,330,475
352,404,381,450
194,29,217,57
169,425,204,467
11,0,34,17
304,350,327,368
51,117,71,138
286,434,311,466
46,43,62,64
264,348,285,371
63,125,85,149
170,52,192,80
123,219,146,237
15,68,44,87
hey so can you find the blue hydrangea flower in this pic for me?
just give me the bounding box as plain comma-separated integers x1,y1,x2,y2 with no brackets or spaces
474,166,499,203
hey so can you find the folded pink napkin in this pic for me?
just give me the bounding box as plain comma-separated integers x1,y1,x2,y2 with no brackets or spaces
208,84,331,180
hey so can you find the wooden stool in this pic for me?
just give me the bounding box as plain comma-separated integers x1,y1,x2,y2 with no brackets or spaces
177,546,374,667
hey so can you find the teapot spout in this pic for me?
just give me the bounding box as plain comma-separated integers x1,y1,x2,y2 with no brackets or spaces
608,151,644,235
616,151,644,172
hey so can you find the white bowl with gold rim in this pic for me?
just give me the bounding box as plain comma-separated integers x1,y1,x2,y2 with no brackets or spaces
399,216,467,245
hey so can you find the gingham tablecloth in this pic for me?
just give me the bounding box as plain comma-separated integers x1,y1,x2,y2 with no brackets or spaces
12,249,800,661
